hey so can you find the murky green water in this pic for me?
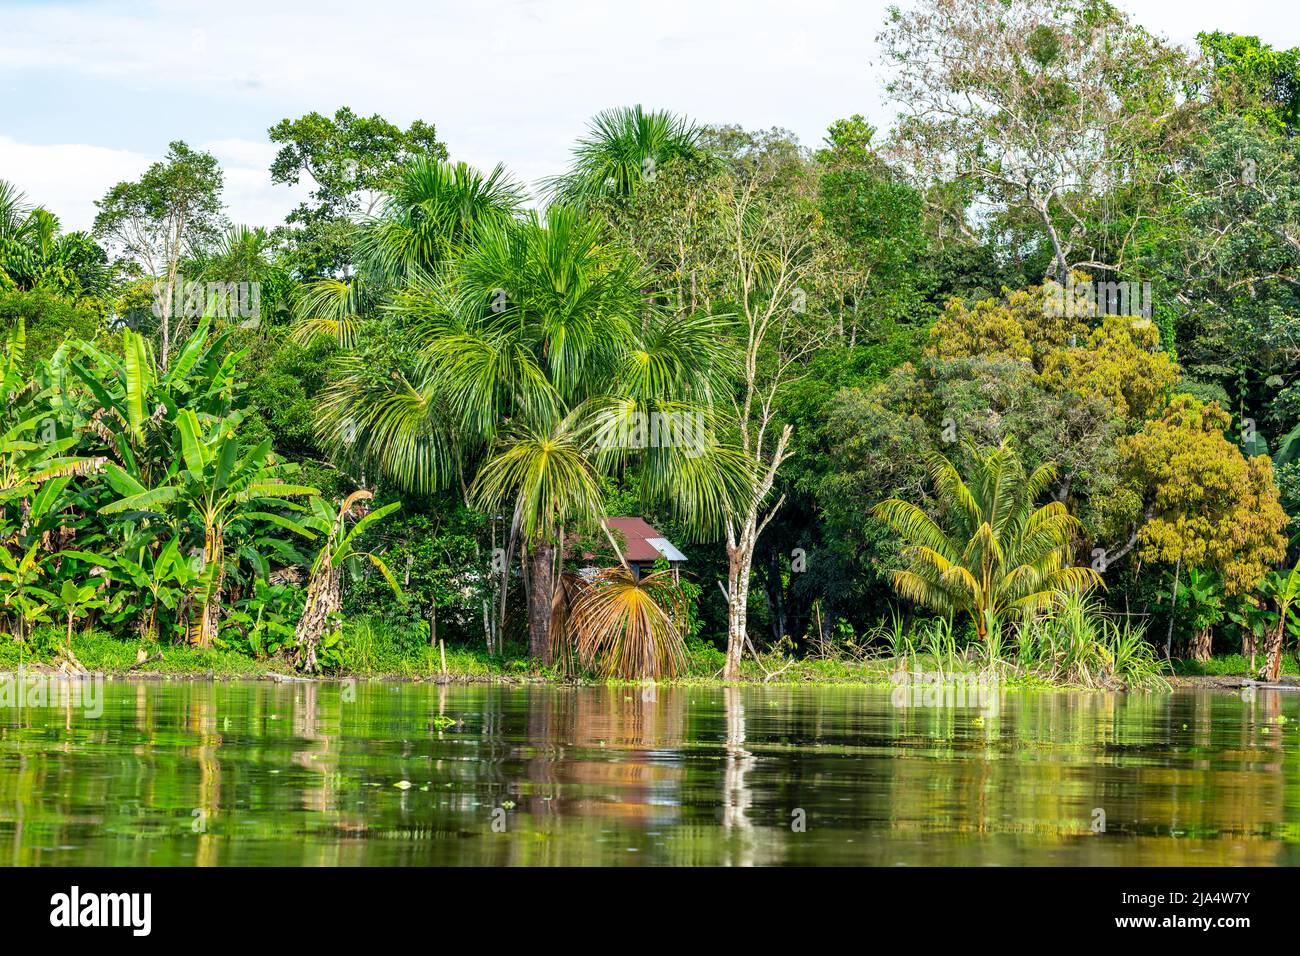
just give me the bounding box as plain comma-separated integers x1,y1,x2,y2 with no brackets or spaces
0,679,1297,865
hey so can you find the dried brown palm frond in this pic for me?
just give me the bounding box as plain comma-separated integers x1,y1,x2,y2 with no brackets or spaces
568,568,686,679
549,571,583,676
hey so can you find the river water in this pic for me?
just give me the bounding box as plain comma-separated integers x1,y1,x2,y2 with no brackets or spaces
0,680,1296,865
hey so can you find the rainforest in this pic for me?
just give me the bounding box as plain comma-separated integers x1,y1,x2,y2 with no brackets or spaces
1,0,1298,697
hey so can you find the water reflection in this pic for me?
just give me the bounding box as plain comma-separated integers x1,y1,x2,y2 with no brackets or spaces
0,680,1296,865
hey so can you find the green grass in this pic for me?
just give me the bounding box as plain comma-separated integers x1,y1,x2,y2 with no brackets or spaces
1,617,1282,689
339,616,540,679
1170,653,1299,678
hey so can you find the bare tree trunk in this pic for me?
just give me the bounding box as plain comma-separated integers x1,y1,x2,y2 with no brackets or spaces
724,533,754,680
1164,559,1181,658
197,526,223,648
295,558,341,673
159,207,188,371
723,430,790,680
527,541,555,664
1265,621,1285,682
159,278,173,371
1037,200,1069,285
1189,626,1212,663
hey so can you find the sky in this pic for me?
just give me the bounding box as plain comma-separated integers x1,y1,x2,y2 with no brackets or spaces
1,0,1297,232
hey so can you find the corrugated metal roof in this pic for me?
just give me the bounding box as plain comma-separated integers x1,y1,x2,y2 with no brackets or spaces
645,537,687,562
602,517,687,564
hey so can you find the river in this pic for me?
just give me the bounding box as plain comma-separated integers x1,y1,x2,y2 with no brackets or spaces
0,680,1296,865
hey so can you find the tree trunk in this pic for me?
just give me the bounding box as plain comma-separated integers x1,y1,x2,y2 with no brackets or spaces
1265,620,1285,682
527,541,555,664
1164,559,1180,658
724,531,754,681
139,601,157,643
197,526,223,648
1189,626,1212,663
294,559,342,674
763,550,787,645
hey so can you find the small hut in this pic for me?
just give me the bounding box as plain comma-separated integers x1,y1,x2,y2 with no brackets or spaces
600,517,687,580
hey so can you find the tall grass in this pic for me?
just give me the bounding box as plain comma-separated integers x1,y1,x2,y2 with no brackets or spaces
1012,594,1167,690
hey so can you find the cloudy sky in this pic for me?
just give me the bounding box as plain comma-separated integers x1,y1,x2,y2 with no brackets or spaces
1,0,1296,232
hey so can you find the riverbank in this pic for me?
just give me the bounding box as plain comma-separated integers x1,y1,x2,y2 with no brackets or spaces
2,628,1295,689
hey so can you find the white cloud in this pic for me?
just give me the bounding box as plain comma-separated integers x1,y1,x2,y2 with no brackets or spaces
201,139,313,231
0,135,309,233
0,137,151,232
1,0,1297,233
0,0,893,230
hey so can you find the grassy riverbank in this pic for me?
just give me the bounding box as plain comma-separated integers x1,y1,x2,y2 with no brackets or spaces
3,620,1295,688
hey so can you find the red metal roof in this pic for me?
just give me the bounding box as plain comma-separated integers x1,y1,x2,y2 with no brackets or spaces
602,517,683,563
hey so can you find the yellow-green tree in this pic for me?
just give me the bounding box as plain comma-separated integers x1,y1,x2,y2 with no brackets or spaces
925,289,1036,364
1038,315,1176,422
925,279,1178,421
1120,396,1289,656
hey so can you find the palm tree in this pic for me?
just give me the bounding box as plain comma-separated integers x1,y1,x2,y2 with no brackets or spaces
0,180,108,297
289,276,371,348
0,180,30,240
319,205,747,660
292,156,523,348
872,441,1102,643
568,567,689,678
356,156,523,285
543,106,701,206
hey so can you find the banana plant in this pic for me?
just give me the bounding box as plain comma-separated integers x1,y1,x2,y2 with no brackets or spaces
61,317,241,487
1226,596,1276,673
53,579,106,650
63,536,203,642
0,543,56,641
289,491,401,672
1262,559,1300,681
101,409,316,647
0,321,105,544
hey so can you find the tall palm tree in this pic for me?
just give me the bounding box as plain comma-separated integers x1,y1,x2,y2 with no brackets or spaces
872,441,1102,642
0,180,31,240
356,156,523,285
196,224,279,289
318,205,748,660
543,106,701,206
